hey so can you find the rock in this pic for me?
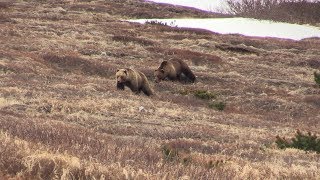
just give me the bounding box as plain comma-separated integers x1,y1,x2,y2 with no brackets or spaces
138,106,145,112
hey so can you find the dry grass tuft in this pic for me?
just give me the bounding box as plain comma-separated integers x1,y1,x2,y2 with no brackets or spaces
147,47,222,65
216,43,261,54
112,35,157,46
0,0,320,179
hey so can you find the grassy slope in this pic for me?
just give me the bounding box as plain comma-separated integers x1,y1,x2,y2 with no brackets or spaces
0,0,320,179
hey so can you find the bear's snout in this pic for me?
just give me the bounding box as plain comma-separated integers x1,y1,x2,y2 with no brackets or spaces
117,77,124,83
155,78,160,83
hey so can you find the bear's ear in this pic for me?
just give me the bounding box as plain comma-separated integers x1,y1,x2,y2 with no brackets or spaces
161,61,168,65
116,69,119,72
123,69,127,75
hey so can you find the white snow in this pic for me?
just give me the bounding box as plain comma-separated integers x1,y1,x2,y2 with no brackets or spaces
129,18,320,41
146,0,229,13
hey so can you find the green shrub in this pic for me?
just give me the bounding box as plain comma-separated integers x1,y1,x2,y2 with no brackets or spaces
314,72,320,86
208,101,226,111
194,90,216,100
276,130,320,153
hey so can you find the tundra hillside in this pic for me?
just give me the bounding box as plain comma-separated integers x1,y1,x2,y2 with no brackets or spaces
0,0,320,179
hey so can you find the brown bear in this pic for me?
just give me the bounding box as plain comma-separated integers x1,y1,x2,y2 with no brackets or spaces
116,68,154,96
154,59,196,83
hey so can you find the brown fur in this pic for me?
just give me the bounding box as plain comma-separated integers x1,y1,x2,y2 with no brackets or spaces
116,68,154,96
154,59,196,83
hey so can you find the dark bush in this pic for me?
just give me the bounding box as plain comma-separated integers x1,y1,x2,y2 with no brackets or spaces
276,130,320,153
208,102,226,111
314,72,320,86
194,90,216,100
146,20,169,26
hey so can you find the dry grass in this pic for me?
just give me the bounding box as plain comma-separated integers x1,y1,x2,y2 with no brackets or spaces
0,0,320,179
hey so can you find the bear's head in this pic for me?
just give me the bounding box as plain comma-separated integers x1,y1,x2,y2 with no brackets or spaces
154,69,166,83
116,69,128,89
154,61,168,83
116,69,129,83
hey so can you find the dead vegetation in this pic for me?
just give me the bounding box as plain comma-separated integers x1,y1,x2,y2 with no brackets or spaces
0,0,320,179
227,0,320,25
41,52,116,77
112,35,157,46
215,43,262,54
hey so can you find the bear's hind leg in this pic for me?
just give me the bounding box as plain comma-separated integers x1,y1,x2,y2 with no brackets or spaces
142,86,153,96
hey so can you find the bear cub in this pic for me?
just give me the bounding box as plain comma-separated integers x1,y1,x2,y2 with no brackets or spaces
116,68,154,96
154,59,196,83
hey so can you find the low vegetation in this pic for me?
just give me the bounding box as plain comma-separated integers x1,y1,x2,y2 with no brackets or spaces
227,0,320,25
0,0,320,179
314,72,320,86
276,130,320,153
146,20,171,26
194,90,216,100
208,101,226,111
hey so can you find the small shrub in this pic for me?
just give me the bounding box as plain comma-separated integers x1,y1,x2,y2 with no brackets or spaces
181,156,192,165
161,145,179,161
0,65,14,74
208,101,226,111
145,20,181,28
146,20,169,26
161,142,195,165
194,90,216,100
206,160,224,169
275,136,291,149
276,130,320,153
314,72,320,86
178,89,191,96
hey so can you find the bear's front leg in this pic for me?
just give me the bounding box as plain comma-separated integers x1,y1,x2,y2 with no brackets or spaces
117,82,125,90
134,90,140,95
177,74,182,81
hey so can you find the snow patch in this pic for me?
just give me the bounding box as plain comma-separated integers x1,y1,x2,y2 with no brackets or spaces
129,18,320,41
